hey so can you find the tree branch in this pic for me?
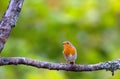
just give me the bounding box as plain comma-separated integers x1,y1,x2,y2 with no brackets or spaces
0,57,120,76
0,0,24,52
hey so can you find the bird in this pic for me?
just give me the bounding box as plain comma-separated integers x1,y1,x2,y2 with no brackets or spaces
63,41,77,65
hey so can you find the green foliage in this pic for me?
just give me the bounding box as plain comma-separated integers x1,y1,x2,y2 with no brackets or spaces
0,0,120,79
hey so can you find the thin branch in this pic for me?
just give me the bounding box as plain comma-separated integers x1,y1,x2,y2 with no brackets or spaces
0,0,24,52
0,57,120,76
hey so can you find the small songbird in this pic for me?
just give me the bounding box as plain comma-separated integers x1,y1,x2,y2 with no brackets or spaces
63,41,77,64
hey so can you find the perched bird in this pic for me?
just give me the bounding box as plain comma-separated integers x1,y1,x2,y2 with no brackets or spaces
63,41,77,64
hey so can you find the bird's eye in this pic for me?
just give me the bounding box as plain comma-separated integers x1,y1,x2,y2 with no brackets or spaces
66,42,69,44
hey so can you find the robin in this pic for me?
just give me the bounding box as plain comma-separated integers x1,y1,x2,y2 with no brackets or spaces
63,41,77,64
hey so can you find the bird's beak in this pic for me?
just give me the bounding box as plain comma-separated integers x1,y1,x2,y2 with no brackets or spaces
63,42,65,46
63,43,64,46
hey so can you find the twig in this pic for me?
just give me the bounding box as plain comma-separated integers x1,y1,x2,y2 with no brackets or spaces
0,0,24,52
0,57,120,76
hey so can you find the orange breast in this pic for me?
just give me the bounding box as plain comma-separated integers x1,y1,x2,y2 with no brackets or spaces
63,45,76,56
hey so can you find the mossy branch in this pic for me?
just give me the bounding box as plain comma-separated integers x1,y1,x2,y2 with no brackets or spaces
0,57,120,76
0,0,24,52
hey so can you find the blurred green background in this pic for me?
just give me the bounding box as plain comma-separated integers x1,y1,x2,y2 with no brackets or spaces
0,0,120,79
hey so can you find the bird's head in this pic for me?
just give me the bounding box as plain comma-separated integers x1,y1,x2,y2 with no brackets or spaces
63,41,72,47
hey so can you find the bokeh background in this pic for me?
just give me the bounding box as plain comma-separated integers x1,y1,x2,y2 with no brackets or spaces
0,0,120,79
